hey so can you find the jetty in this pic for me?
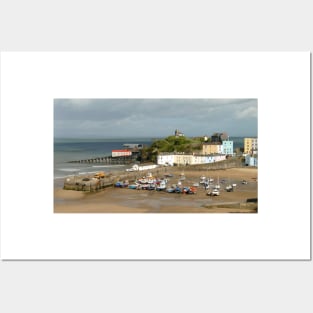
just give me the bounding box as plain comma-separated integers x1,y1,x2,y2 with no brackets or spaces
68,155,135,164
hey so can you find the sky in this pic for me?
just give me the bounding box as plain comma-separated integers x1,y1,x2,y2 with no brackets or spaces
54,99,258,138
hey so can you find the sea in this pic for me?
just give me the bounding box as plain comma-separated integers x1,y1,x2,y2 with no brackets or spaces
54,137,245,183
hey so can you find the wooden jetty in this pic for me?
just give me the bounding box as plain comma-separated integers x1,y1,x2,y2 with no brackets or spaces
68,155,135,165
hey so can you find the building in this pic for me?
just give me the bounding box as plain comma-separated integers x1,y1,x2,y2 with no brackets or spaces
112,149,132,158
123,143,143,149
222,140,234,155
157,153,176,166
157,153,226,166
202,142,223,155
244,137,258,154
211,132,228,143
245,155,258,167
174,129,184,137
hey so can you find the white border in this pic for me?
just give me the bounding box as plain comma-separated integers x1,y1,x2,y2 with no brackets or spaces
0,52,310,259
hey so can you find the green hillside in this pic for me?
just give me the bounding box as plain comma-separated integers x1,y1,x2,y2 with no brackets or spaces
141,135,208,162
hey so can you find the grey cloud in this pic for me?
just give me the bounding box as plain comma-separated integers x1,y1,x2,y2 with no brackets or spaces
54,98,257,138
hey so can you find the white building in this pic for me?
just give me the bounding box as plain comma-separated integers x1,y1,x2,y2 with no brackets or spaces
157,154,176,166
157,153,226,166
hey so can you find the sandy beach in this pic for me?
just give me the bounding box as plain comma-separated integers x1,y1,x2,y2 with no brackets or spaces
54,167,257,213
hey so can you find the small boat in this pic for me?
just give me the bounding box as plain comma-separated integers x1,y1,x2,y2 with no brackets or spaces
166,188,175,193
139,184,149,190
199,176,206,184
164,173,173,178
147,184,156,190
156,181,167,191
175,187,182,193
208,189,220,196
115,181,128,188
225,185,233,192
186,186,197,194
193,182,199,187
128,184,138,189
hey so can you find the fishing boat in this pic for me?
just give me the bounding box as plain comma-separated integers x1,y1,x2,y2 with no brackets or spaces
208,188,220,196
185,186,197,194
179,172,186,180
225,185,233,192
147,184,156,190
128,184,138,189
156,181,167,191
175,186,182,193
199,176,206,184
115,181,128,188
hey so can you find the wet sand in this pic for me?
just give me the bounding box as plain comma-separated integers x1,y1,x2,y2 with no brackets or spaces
54,167,257,213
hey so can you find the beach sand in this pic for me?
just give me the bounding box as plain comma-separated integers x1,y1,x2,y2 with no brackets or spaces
54,167,257,213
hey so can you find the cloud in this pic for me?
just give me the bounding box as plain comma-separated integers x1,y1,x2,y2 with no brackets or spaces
54,98,257,137
235,106,258,119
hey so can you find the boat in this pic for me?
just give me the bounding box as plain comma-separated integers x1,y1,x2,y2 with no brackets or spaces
208,188,220,196
175,186,182,193
199,176,206,184
164,173,173,178
115,181,128,188
147,184,156,190
179,173,186,180
225,185,233,192
156,181,167,191
186,186,197,194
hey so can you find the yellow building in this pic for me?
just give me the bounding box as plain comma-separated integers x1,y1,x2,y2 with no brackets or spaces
202,143,223,155
244,137,258,154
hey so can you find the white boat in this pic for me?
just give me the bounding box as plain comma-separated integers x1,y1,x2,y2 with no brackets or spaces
208,188,220,196
156,181,167,191
212,189,220,196
225,185,233,192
